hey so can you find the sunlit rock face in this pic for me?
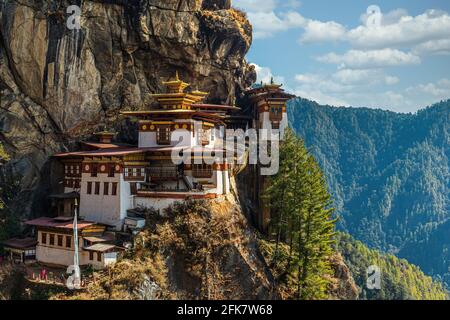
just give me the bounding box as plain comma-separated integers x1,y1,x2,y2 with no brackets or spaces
0,0,255,216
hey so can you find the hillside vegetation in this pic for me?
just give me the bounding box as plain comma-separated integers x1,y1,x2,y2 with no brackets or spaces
335,233,448,300
50,198,277,300
288,98,450,284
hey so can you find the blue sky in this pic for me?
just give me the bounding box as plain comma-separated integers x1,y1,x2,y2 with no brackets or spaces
234,0,450,113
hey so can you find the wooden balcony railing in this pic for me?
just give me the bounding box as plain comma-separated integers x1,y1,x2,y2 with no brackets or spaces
147,167,178,180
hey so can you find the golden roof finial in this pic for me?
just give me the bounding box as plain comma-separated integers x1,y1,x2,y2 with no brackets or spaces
175,70,180,81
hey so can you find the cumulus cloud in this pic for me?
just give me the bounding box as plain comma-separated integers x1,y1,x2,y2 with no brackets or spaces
252,64,285,85
234,0,305,38
332,69,398,86
293,71,447,112
317,49,421,69
300,20,347,43
407,78,450,97
347,10,450,50
248,11,306,39
412,39,450,56
243,3,449,112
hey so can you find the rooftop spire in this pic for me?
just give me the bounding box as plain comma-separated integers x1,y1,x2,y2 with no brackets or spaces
162,71,190,93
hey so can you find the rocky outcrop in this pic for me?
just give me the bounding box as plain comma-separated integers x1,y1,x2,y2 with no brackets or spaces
0,0,254,217
327,253,359,300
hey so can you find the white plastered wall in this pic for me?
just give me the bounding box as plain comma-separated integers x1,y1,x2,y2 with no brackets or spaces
79,173,123,230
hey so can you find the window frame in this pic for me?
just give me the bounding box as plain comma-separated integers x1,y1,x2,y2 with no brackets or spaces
156,126,171,145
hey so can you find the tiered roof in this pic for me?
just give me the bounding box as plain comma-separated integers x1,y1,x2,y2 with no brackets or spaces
121,72,239,118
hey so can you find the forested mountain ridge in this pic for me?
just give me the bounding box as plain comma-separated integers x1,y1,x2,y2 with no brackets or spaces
288,98,450,284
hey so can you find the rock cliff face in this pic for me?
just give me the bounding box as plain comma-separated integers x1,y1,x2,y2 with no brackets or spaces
0,0,255,216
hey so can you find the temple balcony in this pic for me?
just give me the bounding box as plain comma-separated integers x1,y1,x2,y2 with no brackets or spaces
146,166,179,180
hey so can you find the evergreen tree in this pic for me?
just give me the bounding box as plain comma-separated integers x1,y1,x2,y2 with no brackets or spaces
265,128,337,300
0,144,19,251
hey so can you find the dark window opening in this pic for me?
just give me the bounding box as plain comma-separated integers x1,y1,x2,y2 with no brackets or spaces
57,235,63,247
41,233,47,245
157,126,171,145
91,164,98,177
130,182,137,195
66,236,72,248
112,182,118,196
108,165,115,177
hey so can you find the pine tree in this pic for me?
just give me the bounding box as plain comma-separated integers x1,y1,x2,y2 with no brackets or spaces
0,144,19,249
264,128,336,300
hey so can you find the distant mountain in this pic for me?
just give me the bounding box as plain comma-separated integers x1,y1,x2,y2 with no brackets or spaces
288,98,450,284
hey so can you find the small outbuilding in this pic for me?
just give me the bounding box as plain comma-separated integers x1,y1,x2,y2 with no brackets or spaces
2,238,38,264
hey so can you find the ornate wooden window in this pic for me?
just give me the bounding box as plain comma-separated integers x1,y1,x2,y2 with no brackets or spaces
193,164,213,178
49,234,55,246
124,167,145,180
269,105,283,121
157,126,171,145
87,182,92,195
97,252,102,262
89,251,94,261
95,182,100,195
104,182,109,195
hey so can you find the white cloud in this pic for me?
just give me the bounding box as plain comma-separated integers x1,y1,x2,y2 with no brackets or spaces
234,0,306,38
244,4,449,112
300,20,347,43
412,39,450,56
283,0,302,9
317,49,421,69
293,71,448,112
294,88,349,107
248,11,306,39
407,78,450,97
332,69,398,86
233,0,277,13
384,76,400,85
347,10,450,50
252,64,285,85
